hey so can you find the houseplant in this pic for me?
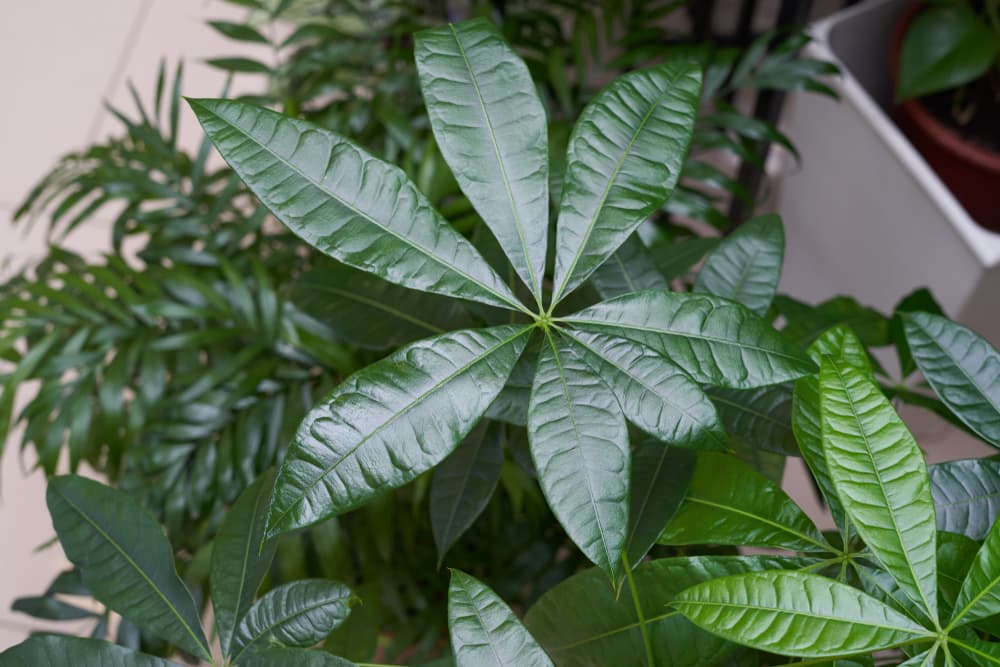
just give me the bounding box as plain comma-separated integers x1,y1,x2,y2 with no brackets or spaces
893,0,1000,230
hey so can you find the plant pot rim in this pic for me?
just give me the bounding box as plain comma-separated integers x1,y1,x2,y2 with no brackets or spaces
890,3,1000,173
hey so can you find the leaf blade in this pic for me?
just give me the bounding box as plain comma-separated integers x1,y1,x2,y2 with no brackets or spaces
695,213,785,315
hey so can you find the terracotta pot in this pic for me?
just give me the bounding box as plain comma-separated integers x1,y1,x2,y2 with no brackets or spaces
890,4,1000,231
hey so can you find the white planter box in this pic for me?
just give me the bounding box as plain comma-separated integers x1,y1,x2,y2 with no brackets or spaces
775,0,1000,339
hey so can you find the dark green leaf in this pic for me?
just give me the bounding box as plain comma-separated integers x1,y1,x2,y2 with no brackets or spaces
0,635,178,666
188,98,524,312
659,452,830,552
415,18,549,304
695,213,784,315
589,234,668,300
566,290,816,388
891,288,944,378
625,443,695,568
930,459,1000,541
207,21,270,44
551,62,702,303
46,476,210,661
711,383,798,456
528,332,628,578
240,648,356,666
952,514,1000,628
448,570,553,667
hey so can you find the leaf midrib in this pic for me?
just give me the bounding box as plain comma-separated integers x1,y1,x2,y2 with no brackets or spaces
199,101,525,314
456,577,506,666
222,482,267,655
56,490,209,660
232,589,349,662
299,282,446,335
682,496,830,552
269,326,529,532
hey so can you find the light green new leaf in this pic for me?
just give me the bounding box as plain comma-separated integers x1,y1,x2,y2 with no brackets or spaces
659,452,830,552
930,459,1000,541
711,383,798,456
551,62,701,304
694,213,785,315
951,514,1000,628
564,329,727,449
415,19,548,304
673,571,931,657
267,325,530,536
625,442,695,568
188,98,524,312
792,325,873,531
902,312,1000,448
240,648,356,667
820,358,938,619
0,635,179,667
525,556,817,667
212,470,277,658
231,579,353,662
431,420,504,562
896,650,937,667
46,476,210,661
528,332,628,578
589,233,668,300
449,570,553,667
292,258,473,350
566,290,815,388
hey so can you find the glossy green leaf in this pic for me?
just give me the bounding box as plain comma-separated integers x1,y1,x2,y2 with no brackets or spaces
564,328,727,448
694,213,784,315
902,312,1000,448
792,325,873,531
46,476,210,661
448,570,553,667
188,98,524,312
820,358,938,618
240,649,356,667
659,452,830,552
528,332,628,578
938,530,981,618
525,556,816,667
896,4,1000,101
891,288,944,378
930,459,1000,541
415,18,548,303
589,233,667,300
673,571,931,657
431,420,504,563
212,469,277,657
207,20,269,44
0,635,178,667
711,383,798,456
231,579,353,662
950,637,1000,665
625,442,695,568
776,295,890,349
551,62,701,304
292,258,473,350
565,290,815,388
484,349,535,426
952,514,1000,628
268,325,530,536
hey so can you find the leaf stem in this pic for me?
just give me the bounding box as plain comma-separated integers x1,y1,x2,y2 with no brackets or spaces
622,553,654,667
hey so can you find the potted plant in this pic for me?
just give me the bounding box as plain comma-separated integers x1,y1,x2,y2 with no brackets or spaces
892,0,1000,230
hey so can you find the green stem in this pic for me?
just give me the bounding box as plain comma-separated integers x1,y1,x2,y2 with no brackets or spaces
623,553,655,667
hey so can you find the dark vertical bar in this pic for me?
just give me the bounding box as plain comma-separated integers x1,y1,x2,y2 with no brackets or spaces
735,0,759,46
687,0,716,41
726,0,814,227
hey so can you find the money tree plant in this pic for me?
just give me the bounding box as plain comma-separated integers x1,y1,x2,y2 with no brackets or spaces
187,17,815,581
0,472,356,666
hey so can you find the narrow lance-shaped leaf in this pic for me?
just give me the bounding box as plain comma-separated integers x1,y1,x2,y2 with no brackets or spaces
212,469,277,658
694,213,785,315
625,442,695,568
551,62,701,304
564,328,727,449
231,580,353,662
0,635,180,667
659,452,830,552
188,98,524,312
528,331,629,579
565,290,816,388
449,570,553,667
930,459,1000,541
589,233,668,300
902,312,1000,448
951,514,1000,628
673,571,932,658
267,325,530,537
45,476,210,662
415,18,549,304
431,420,504,563
820,358,939,619
792,325,873,532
